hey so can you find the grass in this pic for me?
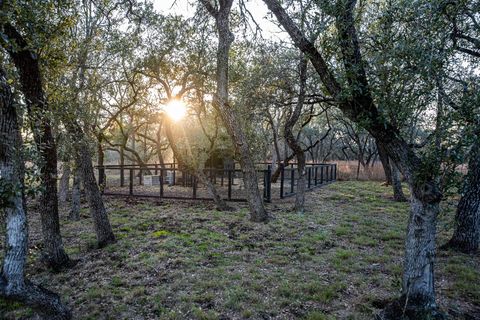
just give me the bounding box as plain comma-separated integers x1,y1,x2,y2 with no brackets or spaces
0,181,479,319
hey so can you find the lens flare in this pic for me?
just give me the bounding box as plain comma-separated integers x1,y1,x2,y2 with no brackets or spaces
164,100,186,122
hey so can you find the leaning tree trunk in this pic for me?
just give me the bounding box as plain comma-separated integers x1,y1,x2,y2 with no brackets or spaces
58,162,71,204
77,141,116,247
70,164,81,221
445,131,480,253
164,120,232,211
377,141,392,185
0,67,71,319
261,0,443,316
66,120,115,247
3,23,71,270
201,0,268,222
391,162,407,202
284,57,308,214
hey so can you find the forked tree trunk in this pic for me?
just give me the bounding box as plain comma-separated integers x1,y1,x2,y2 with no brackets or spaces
201,0,268,222
284,57,308,214
0,68,71,319
66,120,115,247
391,162,407,202
58,162,71,204
3,23,71,270
70,164,81,221
445,132,480,253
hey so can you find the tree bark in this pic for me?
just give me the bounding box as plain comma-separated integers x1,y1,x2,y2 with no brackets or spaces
262,0,443,316
284,57,308,214
58,162,71,204
70,164,81,221
97,134,106,190
445,130,480,253
201,0,268,222
377,140,393,185
0,67,71,319
391,162,407,202
66,121,115,247
2,23,71,270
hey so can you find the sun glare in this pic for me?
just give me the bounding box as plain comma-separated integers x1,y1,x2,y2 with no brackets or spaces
164,99,187,122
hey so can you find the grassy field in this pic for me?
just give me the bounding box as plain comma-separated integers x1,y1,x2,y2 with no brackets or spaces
1,181,479,319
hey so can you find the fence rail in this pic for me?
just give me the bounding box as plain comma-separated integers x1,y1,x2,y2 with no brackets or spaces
95,162,336,202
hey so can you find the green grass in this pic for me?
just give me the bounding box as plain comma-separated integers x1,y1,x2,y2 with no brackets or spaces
1,181,478,319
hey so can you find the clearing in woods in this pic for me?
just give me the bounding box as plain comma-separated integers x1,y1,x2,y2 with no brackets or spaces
1,181,478,319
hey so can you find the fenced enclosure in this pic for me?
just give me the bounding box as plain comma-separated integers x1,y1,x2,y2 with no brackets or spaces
96,162,337,202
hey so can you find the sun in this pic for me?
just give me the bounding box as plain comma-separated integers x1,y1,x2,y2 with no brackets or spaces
164,99,187,122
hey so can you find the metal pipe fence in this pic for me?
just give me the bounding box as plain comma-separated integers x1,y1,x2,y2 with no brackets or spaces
96,162,336,202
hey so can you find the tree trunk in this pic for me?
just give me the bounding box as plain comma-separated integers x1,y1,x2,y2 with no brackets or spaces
97,134,106,190
77,141,116,247
66,120,115,247
271,152,296,183
70,164,81,221
164,120,232,211
58,162,71,204
156,124,166,170
294,153,307,213
271,143,278,175
377,141,393,185
201,0,268,222
391,162,407,202
445,131,480,253
3,23,71,270
261,0,443,316
0,67,71,319
284,57,308,214
383,191,440,319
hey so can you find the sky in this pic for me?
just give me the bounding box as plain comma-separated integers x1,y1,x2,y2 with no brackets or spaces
152,0,287,41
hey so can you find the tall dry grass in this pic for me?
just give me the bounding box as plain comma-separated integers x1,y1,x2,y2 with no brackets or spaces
332,160,386,181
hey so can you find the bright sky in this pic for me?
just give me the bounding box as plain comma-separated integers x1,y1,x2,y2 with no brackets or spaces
152,0,287,40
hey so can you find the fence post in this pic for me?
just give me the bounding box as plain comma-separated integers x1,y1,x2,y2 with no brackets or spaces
129,169,133,195
266,165,272,203
314,166,318,186
228,169,232,200
290,168,294,194
120,165,124,187
155,164,158,175
320,166,324,184
159,169,164,198
334,164,337,180
326,166,329,182
193,175,197,199
280,165,284,199
308,167,311,189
